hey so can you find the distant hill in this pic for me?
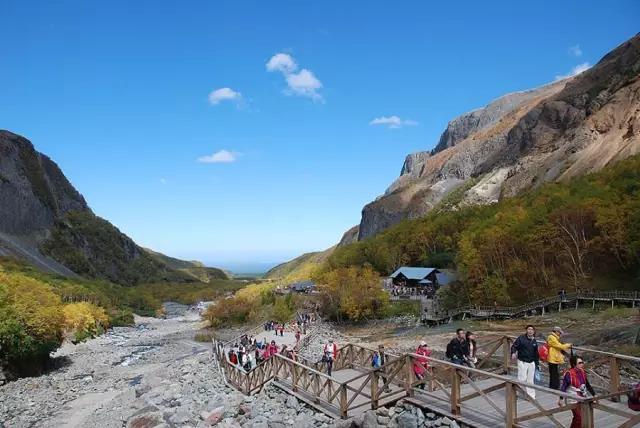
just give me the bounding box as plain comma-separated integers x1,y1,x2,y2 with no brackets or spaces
264,247,334,282
0,130,224,286
143,248,228,282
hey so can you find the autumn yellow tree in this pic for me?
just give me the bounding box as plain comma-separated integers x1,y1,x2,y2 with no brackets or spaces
63,302,110,342
317,266,388,322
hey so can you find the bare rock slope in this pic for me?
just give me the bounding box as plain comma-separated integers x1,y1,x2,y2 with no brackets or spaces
0,130,205,285
357,33,640,240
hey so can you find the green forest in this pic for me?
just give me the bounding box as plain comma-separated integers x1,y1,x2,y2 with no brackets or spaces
320,155,640,309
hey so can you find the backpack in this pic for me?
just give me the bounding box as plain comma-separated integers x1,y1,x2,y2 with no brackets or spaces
538,343,549,362
628,383,640,411
372,354,380,368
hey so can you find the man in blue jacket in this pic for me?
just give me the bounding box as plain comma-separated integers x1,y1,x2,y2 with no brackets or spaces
511,325,539,398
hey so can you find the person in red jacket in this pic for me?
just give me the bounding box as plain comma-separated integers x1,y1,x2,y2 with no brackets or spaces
558,355,596,428
413,341,431,389
262,340,279,359
229,349,238,365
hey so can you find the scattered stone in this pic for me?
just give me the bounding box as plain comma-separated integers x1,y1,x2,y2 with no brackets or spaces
396,411,418,428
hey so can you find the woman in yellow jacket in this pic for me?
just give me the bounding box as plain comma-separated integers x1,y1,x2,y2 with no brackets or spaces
547,326,572,390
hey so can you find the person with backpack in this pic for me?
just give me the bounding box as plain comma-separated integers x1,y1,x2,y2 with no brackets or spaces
627,382,640,411
446,329,467,366
547,326,572,390
511,325,539,398
371,345,391,393
558,355,596,428
323,339,338,376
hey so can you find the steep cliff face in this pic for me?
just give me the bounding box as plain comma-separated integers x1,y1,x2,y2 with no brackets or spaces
0,130,199,285
0,131,88,236
357,33,640,241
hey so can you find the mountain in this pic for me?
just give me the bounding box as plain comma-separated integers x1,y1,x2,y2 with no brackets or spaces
0,130,218,286
264,247,334,282
143,248,229,282
357,33,640,240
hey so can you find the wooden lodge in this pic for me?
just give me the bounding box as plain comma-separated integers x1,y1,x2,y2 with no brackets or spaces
389,266,441,297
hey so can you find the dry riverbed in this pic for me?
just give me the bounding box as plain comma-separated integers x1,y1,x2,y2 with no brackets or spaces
0,306,338,428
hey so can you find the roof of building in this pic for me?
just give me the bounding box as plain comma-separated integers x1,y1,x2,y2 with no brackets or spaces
418,279,432,284
389,267,439,280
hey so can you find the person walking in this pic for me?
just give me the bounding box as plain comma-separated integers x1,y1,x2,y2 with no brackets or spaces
511,325,539,398
464,331,478,368
377,344,392,392
278,324,284,337
558,356,596,428
323,339,338,376
414,341,432,389
446,329,467,366
547,326,572,390
295,330,301,345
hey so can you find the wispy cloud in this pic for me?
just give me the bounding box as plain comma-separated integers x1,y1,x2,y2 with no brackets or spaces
568,45,583,57
266,53,323,102
555,62,591,81
208,87,242,105
160,178,167,184
369,116,418,129
197,150,240,163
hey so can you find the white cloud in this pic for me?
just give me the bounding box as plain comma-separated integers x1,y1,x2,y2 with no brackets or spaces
555,62,591,81
285,69,323,100
568,45,583,57
208,87,242,105
266,53,298,73
266,53,323,101
197,150,240,163
369,116,419,129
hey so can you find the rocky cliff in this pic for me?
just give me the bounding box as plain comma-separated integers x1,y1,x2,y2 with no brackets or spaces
0,130,208,285
357,33,640,240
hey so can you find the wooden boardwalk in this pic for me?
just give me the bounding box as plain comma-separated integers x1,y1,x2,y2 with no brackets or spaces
213,323,640,427
415,291,640,322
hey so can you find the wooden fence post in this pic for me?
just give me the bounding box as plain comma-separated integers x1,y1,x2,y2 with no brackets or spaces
450,368,461,415
505,382,517,427
313,374,320,403
405,355,415,397
371,370,379,409
340,384,348,419
349,344,355,369
610,356,621,402
503,337,511,375
292,363,298,392
580,400,594,428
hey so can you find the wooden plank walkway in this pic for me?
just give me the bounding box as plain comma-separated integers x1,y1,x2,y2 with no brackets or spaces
410,376,636,428
213,320,640,427
417,291,640,322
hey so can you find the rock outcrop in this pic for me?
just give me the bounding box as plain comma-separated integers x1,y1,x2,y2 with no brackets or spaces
356,33,640,240
0,130,212,285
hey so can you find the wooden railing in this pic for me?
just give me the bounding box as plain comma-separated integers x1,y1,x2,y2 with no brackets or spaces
213,338,640,426
427,291,640,320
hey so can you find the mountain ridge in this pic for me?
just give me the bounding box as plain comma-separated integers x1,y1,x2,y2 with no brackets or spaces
0,130,222,285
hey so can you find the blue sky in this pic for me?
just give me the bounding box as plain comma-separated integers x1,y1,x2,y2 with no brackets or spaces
2,1,638,271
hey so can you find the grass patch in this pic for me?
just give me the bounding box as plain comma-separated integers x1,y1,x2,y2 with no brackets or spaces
194,331,214,343
599,307,637,320
383,300,421,318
